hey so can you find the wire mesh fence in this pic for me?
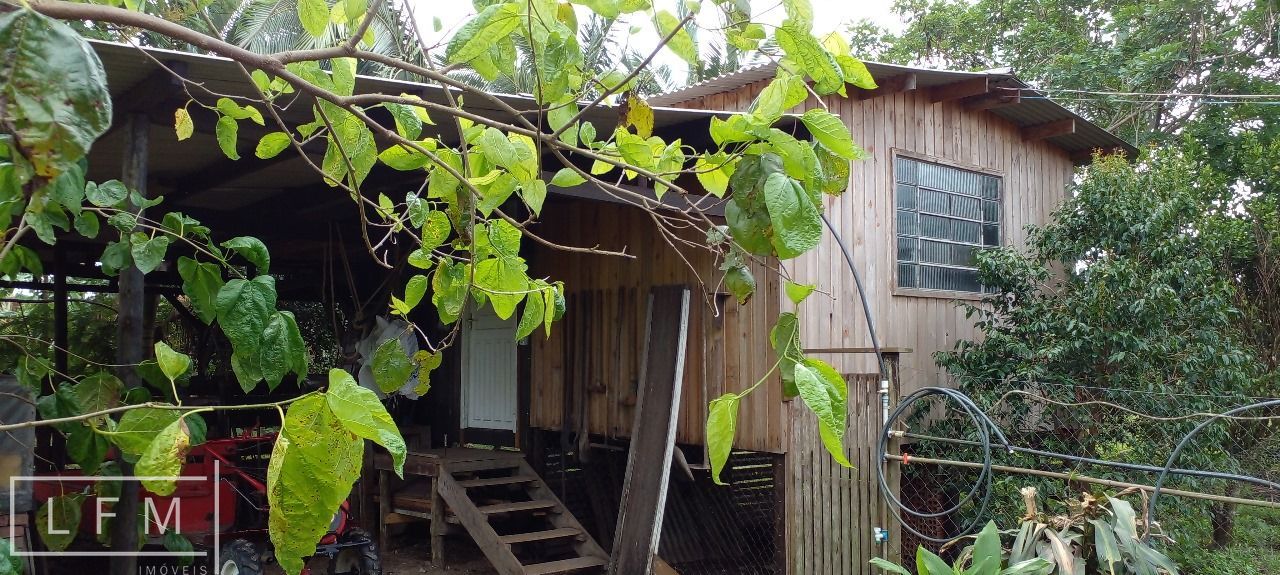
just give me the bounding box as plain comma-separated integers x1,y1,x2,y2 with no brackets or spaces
539,433,780,575
890,378,1280,572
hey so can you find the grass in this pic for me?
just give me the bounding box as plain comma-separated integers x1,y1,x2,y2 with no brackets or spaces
1168,505,1280,574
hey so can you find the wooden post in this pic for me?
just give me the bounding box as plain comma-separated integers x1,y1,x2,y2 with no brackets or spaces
110,113,148,575
609,287,690,575
430,473,444,566
881,352,903,566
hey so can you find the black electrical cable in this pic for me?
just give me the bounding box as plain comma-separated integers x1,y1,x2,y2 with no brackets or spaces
876,387,1280,544
820,209,1279,545
1146,398,1280,542
820,213,886,380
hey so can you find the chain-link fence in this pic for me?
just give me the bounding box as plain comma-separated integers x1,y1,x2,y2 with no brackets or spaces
890,379,1280,573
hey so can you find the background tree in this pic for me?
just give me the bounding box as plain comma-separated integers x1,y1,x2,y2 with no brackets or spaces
848,0,1279,145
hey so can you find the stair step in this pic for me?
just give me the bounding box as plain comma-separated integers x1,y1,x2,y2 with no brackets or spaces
522,556,607,575
458,475,539,488
499,528,581,545
477,500,559,515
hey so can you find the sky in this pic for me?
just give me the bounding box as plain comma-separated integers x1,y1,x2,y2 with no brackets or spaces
404,0,904,82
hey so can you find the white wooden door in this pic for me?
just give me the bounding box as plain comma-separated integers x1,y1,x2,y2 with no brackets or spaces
461,304,518,432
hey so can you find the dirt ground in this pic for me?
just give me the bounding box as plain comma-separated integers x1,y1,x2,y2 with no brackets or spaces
376,531,497,575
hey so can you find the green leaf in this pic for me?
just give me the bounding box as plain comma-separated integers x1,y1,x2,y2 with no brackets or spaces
972,521,1003,575
695,153,732,197
1001,559,1053,575
177,257,224,324
153,341,191,384
67,425,110,475
385,102,423,140
515,293,545,340
136,416,193,496
869,558,912,575
256,132,291,159
770,312,803,396
73,211,99,238
268,395,363,575
0,10,112,179
473,258,528,320
215,276,277,352
785,281,816,305
752,74,807,123
421,210,451,251
111,407,182,457
298,0,329,36
652,10,699,67
326,369,406,476
548,101,579,146
794,362,840,432
162,530,195,567
372,338,413,394
916,547,953,575
174,107,194,141
71,372,124,417
128,233,169,275
775,22,844,95
431,261,468,324
215,115,240,160
800,109,858,161
222,236,271,274
706,393,740,485
763,173,823,259
782,0,813,30
520,179,548,216
428,148,463,199
260,311,307,390
1089,519,1121,575
378,143,432,171
331,57,356,97
400,274,428,310
549,167,586,188
86,180,127,208
723,262,755,305
446,2,522,65
36,495,81,552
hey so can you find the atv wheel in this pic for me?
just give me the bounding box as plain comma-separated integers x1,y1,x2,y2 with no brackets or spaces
218,539,263,575
333,528,381,575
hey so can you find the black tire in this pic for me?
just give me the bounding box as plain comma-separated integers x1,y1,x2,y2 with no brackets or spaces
334,527,381,575
217,538,263,575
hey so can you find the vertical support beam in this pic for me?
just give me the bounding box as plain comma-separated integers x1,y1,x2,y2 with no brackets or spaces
609,287,690,575
111,112,148,575
52,247,67,377
880,352,903,567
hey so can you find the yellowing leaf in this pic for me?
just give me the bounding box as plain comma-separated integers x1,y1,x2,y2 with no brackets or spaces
136,416,193,496
326,369,406,476
623,92,654,138
174,107,193,141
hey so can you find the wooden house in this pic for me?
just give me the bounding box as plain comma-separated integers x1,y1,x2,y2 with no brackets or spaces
23,41,1132,575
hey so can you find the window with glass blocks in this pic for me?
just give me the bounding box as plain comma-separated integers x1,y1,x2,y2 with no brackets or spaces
894,156,1001,294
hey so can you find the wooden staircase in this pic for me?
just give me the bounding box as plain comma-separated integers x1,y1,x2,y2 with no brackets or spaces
437,455,609,575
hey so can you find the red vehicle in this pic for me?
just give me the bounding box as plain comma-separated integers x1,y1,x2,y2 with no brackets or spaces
33,430,380,575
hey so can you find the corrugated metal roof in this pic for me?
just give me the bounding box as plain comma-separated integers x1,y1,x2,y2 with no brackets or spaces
649,61,1136,162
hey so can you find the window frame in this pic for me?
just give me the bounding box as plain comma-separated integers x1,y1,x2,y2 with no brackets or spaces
890,149,1005,300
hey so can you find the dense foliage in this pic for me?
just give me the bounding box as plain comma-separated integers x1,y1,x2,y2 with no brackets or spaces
0,0,874,572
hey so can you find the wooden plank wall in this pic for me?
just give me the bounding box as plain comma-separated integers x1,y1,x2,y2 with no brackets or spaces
671,85,1076,393
784,370,901,575
527,200,784,453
